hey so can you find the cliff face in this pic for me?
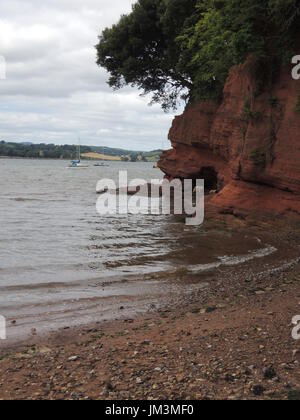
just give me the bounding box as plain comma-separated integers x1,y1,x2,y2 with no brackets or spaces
158,57,300,215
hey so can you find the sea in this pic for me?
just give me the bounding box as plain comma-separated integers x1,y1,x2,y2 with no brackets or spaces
0,158,279,343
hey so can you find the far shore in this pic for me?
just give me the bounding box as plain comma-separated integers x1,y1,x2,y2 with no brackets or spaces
0,156,150,162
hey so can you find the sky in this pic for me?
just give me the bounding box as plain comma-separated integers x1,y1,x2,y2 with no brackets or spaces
0,0,181,151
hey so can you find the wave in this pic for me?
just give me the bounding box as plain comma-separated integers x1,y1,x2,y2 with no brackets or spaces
189,245,277,273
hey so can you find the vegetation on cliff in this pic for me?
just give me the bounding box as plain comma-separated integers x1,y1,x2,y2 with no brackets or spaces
96,0,299,110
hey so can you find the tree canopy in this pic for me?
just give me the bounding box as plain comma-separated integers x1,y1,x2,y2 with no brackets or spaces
96,0,300,110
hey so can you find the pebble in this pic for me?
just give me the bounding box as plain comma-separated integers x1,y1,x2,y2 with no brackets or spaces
263,366,277,380
252,385,265,396
68,356,79,362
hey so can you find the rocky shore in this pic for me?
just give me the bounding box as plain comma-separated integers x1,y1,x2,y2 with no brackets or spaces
0,216,299,400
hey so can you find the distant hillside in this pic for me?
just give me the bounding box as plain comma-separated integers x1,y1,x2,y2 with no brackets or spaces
142,150,163,162
0,141,163,162
90,146,163,161
81,152,121,161
90,146,139,156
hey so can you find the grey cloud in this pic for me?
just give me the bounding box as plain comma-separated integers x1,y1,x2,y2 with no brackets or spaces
0,0,181,150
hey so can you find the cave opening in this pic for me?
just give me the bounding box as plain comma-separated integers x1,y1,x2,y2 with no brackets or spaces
194,167,219,193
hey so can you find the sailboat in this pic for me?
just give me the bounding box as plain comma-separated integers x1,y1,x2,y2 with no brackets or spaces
94,148,110,167
68,140,89,169
94,162,110,167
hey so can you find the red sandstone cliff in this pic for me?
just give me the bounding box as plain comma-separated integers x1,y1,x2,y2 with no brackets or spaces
158,57,300,216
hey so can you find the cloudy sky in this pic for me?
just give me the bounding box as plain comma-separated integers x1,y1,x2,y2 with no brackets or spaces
0,0,181,151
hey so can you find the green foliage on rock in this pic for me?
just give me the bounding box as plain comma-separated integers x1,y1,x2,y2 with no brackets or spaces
96,0,300,110
243,97,264,123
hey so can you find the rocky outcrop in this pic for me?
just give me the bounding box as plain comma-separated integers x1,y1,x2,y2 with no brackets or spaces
158,57,300,215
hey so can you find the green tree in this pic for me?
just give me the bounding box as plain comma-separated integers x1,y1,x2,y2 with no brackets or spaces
96,0,300,109
96,0,197,110
130,153,139,162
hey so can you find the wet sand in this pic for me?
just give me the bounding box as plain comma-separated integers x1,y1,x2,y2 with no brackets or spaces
0,214,299,400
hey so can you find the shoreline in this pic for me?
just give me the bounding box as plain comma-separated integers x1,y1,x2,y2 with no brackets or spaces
1,214,298,348
1,216,299,400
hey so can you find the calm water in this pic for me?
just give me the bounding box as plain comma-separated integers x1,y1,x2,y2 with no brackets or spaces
0,158,277,342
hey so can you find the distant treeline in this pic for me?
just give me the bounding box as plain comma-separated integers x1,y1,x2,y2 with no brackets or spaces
0,141,163,162
0,141,90,159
